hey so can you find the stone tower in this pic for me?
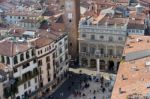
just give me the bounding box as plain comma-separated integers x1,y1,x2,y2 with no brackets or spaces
64,0,80,59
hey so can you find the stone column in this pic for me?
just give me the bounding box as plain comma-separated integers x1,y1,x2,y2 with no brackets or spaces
97,58,100,74
105,60,108,71
88,58,90,67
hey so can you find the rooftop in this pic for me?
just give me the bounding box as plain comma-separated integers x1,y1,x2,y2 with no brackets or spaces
111,35,150,99
0,40,30,56
111,56,150,99
32,37,53,48
123,35,150,55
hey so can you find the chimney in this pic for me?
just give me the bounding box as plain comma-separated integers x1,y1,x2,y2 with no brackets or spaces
27,41,31,48
16,43,19,53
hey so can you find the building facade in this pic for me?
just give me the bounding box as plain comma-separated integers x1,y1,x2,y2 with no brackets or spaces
78,16,127,72
0,38,39,99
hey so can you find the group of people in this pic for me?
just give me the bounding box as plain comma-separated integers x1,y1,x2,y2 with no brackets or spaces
70,74,112,99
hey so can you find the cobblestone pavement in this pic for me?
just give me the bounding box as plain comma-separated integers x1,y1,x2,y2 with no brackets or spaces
47,68,116,99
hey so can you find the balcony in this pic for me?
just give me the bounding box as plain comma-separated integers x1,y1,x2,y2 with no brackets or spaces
79,52,122,59
17,69,39,86
78,38,125,45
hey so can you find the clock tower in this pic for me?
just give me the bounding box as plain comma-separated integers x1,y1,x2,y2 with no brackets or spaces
64,0,80,59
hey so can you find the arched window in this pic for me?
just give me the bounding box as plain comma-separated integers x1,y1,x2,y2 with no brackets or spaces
20,53,24,61
6,57,10,64
14,56,18,64
26,51,30,59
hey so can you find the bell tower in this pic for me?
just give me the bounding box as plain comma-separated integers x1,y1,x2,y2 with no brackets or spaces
64,0,80,59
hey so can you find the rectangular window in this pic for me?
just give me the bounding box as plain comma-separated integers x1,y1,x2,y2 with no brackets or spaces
64,37,68,41
81,47,86,52
90,47,95,54
100,48,104,54
82,34,86,37
59,41,62,45
48,77,51,82
109,49,113,56
13,68,18,73
47,63,50,69
65,44,68,50
59,48,62,54
60,57,63,63
24,83,27,89
23,63,30,69
91,35,95,40
38,60,42,66
33,59,36,63
46,56,50,62
28,81,30,87
35,77,37,83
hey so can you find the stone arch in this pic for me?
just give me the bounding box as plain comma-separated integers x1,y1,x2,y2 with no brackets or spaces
108,60,114,71
81,58,88,67
100,60,105,70
90,59,96,67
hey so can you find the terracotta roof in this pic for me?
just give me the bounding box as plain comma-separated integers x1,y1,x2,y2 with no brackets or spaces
116,0,129,3
129,11,147,20
111,35,150,99
84,10,98,18
0,40,30,56
123,35,150,55
139,0,150,4
37,29,63,41
9,28,25,37
98,15,128,26
32,37,53,48
111,56,150,99
5,10,42,17
127,19,145,29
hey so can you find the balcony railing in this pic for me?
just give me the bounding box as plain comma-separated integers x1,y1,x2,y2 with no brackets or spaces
79,52,122,59
78,38,125,45
17,70,39,86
